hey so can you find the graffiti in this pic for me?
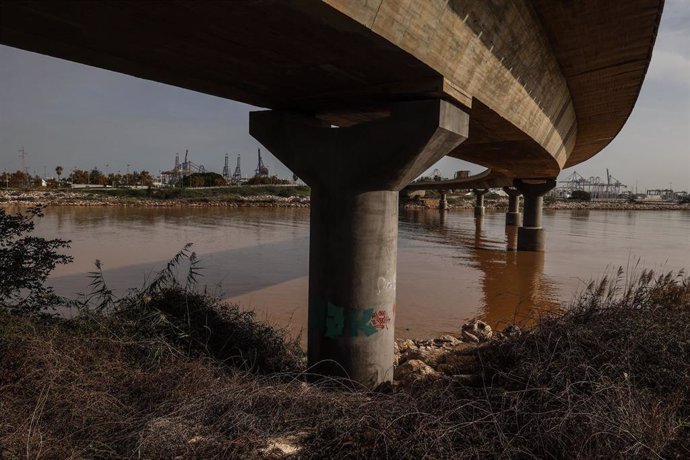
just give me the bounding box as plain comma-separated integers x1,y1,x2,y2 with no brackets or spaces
325,302,344,338
370,309,391,330
376,275,395,295
324,302,393,338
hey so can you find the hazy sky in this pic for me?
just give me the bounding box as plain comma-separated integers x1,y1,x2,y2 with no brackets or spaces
1,1,688,191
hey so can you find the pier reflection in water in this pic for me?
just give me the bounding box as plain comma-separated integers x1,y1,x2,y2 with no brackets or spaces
397,210,558,336
28,206,689,340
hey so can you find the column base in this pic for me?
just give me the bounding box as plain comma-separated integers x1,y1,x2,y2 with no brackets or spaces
506,212,521,226
517,227,545,251
474,206,485,216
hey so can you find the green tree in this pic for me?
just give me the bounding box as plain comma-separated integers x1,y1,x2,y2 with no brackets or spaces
0,206,72,314
89,168,107,186
570,190,592,201
55,165,63,184
69,169,89,184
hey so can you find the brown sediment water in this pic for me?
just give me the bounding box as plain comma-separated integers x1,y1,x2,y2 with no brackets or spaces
18,205,690,340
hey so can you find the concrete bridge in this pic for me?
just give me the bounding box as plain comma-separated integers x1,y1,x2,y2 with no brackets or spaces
1,0,663,387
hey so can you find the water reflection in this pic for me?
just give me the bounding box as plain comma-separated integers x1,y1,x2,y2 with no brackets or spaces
400,210,560,329
506,224,518,251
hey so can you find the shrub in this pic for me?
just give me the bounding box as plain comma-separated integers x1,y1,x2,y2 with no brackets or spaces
245,175,291,185
570,189,592,201
0,206,72,314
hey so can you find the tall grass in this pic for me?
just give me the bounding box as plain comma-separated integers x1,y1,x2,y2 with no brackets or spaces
1,265,688,458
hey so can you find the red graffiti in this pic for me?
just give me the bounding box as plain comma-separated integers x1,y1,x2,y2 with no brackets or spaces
370,309,391,330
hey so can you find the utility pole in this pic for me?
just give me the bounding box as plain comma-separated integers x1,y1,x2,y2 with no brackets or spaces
18,148,29,188
126,163,130,185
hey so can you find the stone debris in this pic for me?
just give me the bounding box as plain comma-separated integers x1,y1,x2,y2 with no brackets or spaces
393,321,526,386
460,319,493,342
394,359,439,385
0,190,310,208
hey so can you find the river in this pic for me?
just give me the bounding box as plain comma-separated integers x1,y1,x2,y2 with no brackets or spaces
25,206,690,340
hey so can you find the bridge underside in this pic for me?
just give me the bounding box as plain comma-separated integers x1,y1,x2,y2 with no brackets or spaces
0,1,662,181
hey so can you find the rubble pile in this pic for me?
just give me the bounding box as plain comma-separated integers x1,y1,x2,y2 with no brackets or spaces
393,319,520,386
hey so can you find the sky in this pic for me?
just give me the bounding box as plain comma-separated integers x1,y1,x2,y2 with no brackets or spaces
1,1,688,191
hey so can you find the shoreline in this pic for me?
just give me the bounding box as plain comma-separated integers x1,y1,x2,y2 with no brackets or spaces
1,189,688,211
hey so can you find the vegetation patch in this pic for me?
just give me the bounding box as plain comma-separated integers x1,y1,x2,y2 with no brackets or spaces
78,185,311,201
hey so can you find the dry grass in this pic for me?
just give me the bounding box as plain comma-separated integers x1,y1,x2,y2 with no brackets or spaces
1,269,688,459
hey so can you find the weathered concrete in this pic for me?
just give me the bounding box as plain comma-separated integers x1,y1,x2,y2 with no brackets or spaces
473,189,488,217
514,179,557,252
506,225,519,252
250,100,469,386
503,187,522,226
0,1,663,182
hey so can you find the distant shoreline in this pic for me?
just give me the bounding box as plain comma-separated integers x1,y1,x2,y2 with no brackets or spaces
1,189,688,211
0,188,310,208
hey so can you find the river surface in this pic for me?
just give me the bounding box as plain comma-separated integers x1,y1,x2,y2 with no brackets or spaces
23,206,690,340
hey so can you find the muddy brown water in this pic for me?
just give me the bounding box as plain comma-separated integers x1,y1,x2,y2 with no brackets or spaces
18,206,690,340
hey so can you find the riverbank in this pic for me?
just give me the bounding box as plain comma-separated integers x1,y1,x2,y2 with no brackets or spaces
0,187,311,207
2,189,688,210
1,267,688,458
404,197,689,211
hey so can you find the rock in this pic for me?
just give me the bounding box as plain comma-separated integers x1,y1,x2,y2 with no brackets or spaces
400,347,445,367
395,338,417,353
433,334,461,347
460,319,493,342
503,324,522,337
394,359,438,385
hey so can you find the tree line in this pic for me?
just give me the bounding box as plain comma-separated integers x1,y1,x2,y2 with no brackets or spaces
0,167,155,188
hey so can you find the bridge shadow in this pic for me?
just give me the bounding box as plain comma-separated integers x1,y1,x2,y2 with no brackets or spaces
49,237,310,299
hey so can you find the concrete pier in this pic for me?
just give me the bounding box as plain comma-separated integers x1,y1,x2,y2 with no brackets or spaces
505,224,518,251
503,187,522,226
250,100,469,387
514,179,556,251
473,189,488,216
439,190,448,210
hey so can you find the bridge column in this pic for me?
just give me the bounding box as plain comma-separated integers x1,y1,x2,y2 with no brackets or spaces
514,179,556,251
250,100,469,387
503,187,522,226
473,189,488,216
439,189,448,210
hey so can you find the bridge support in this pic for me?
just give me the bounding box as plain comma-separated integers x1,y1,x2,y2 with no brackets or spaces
439,189,448,210
250,100,469,387
503,187,522,226
514,179,556,251
473,189,488,216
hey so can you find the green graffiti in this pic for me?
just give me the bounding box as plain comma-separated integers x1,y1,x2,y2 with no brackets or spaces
348,307,377,337
325,302,344,338
324,302,379,338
